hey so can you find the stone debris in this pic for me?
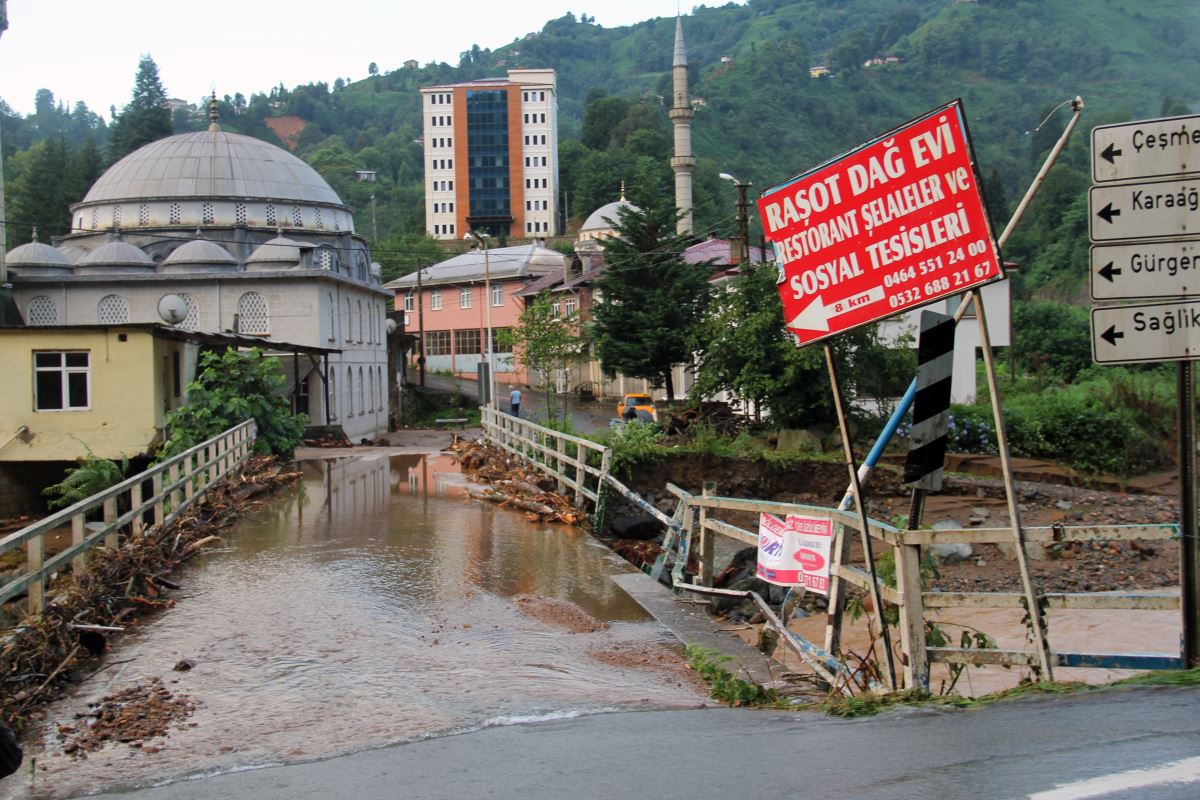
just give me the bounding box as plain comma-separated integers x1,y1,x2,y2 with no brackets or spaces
55,678,195,757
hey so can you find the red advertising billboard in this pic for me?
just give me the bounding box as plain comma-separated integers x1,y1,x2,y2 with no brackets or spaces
757,100,1002,346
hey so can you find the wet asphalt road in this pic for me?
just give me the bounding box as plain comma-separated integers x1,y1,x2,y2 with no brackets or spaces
86,685,1200,800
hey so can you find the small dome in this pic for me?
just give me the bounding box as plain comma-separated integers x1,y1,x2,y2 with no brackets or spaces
245,235,305,271
580,199,639,235
5,241,74,276
160,239,237,273
75,241,155,274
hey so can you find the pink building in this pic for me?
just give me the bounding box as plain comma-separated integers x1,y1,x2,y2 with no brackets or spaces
384,243,566,384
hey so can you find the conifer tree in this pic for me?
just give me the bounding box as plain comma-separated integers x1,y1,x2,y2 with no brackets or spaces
108,55,172,162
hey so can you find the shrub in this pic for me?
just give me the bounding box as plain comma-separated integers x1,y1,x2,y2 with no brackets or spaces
43,452,130,509
159,348,307,459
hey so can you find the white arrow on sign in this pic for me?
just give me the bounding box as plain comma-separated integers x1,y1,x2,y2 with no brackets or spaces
1091,299,1200,364
1089,179,1200,242
1090,240,1200,301
787,286,886,332
1092,113,1200,184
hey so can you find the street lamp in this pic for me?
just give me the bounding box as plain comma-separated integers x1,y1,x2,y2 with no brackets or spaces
468,230,498,410
719,172,752,266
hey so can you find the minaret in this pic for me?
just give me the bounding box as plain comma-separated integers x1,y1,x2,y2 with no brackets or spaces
669,15,695,235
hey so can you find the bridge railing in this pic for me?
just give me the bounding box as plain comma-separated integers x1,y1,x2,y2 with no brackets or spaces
0,419,257,614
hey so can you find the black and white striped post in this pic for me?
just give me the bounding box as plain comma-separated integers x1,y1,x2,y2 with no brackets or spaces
903,310,955,529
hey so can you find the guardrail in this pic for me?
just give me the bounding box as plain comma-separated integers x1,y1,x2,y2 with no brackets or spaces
0,420,257,614
481,407,611,509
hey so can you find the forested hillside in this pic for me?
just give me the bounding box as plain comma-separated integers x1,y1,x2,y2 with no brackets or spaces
3,0,1197,291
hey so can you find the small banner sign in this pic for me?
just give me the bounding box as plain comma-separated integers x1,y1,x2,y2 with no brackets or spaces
904,310,955,490
756,513,833,594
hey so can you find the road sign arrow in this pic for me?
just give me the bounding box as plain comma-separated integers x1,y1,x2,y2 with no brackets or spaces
1100,325,1124,347
788,296,831,332
1098,261,1122,283
1101,143,1123,164
1097,203,1121,224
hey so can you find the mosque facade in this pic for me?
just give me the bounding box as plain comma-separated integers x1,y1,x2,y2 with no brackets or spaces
4,105,391,443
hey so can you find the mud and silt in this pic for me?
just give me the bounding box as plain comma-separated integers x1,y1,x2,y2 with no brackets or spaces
7,450,705,800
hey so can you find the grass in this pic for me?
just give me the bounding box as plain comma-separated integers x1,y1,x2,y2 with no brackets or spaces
811,669,1200,718
684,644,786,708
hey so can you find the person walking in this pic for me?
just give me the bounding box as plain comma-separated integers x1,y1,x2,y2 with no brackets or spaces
509,385,522,418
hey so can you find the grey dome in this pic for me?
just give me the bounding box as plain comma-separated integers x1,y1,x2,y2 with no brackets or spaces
75,241,155,274
246,235,306,271
6,241,74,276
80,130,342,206
160,239,237,273
581,199,639,233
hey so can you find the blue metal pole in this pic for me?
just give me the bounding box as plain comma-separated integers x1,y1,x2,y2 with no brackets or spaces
838,379,915,511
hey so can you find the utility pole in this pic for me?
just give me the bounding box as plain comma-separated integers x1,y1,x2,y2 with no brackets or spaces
469,230,497,410
416,264,426,387
719,173,752,265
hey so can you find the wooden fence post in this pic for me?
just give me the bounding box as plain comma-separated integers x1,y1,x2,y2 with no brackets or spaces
895,539,929,690
699,482,717,587
26,534,43,614
153,471,165,527
72,512,86,574
103,497,118,550
556,437,567,494
131,480,145,539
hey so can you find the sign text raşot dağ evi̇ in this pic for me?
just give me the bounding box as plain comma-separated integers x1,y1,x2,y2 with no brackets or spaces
758,101,1002,345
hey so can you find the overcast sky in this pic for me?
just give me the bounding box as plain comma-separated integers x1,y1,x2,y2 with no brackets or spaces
0,1,700,118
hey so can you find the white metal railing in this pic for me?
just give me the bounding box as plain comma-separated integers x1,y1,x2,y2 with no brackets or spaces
480,407,611,508
0,419,257,614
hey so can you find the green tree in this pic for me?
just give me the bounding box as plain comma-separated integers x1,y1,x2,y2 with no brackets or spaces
8,136,75,241
160,348,307,459
108,55,172,162
591,189,711,401
500,291,585,424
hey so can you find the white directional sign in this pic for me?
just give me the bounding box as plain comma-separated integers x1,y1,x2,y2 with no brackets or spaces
1090,239,1200,300
1092,114,1200,184
1091,299,1200,364
1089,178,1200,242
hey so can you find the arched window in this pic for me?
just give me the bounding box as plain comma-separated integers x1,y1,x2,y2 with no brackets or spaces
27,296,58,326
347,366,354,416
357,300,364,342
328,293,335,341
345,298,353,342
378,365,385,410
368,369,375,412
238,292,269,335
178,293,199,330
358,367,365,415
329,370,337,420
97,294,129,324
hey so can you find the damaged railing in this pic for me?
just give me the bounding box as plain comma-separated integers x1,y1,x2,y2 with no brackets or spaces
0,419,257,614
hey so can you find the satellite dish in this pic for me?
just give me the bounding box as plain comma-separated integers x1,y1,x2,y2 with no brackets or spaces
385,318,397,335
158,294,188,325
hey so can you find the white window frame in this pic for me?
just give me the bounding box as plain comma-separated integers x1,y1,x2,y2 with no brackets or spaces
491,285,503,307
460,287,473,309
34,350,91,412
431,289,443,311
404,293,414,312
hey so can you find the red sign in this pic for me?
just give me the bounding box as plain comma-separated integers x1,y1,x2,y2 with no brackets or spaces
757,101,1002,346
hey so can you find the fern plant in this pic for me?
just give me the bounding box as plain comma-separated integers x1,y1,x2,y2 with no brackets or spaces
43,452,130,510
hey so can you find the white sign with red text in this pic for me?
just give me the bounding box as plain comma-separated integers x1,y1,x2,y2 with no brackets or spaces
756,513,833,594
757,100,1002,346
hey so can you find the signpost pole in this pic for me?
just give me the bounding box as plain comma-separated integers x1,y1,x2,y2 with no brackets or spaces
1180,361,1199,666
823,344,896,690
973,289,1054,680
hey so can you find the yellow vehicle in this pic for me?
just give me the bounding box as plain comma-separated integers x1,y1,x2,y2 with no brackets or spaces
617,393,657,422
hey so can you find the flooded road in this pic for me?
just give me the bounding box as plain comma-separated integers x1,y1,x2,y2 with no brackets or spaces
7,453,704,799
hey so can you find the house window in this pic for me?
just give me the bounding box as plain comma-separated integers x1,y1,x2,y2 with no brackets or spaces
238,292,269,335
491,285,503,306
454,328,480,354
359,367,366,415
424,330,451,355
565,297,577,316
460,287,472,309
328,293,336,341
404,292,414,312
551,299,561,317
347,367,354,417
34,351,90,411
346,297,354,340
492,328,513,354
431,289,443,310
97,294,129,324
27,296,58,326
358,300,364,342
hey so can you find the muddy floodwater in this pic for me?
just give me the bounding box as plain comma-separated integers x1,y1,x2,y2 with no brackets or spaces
6,453,705,799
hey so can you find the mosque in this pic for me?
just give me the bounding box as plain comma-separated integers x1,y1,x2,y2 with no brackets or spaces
2,99,391,450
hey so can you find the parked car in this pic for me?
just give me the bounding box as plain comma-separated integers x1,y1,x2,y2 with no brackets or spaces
617,393,657,421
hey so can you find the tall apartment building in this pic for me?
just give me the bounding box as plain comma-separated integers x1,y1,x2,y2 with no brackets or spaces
421,69,558,241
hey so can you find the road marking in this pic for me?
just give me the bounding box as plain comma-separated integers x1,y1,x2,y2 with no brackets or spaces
1028,755,1200,799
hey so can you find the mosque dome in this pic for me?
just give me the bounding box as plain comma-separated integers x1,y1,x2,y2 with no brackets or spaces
245,235,307,271
579,198,639,241
5,241,74,276
75,241,155,274
159,239,237,273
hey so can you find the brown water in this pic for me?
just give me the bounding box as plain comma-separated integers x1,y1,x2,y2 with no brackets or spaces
7,454,703,799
